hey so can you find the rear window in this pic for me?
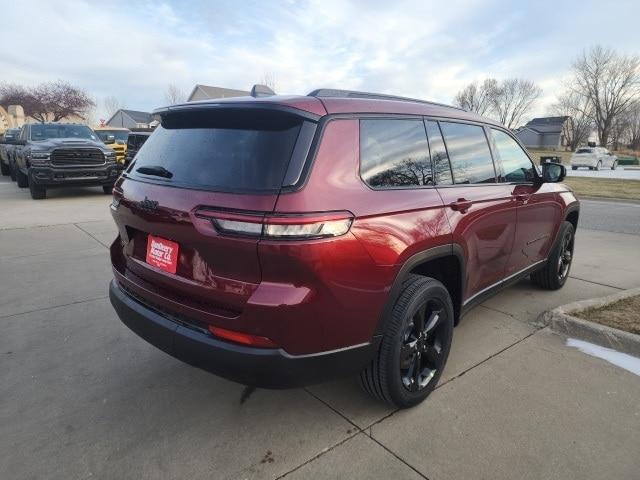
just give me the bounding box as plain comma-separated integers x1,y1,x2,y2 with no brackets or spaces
130,109,304,193
576,148,593,154
360,119,432,188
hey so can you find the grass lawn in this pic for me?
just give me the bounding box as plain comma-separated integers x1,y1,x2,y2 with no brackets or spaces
574,295,640,335
563,177,640,201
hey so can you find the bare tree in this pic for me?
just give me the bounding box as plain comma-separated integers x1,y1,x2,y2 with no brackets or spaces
260,71,277,92
571,45,640,146
30,81,95,123
103,96,121,118
453,78,497,115
550,90,593,150
0,83,39,117
165,84,186,104
491,78,542,129
626,101,640,150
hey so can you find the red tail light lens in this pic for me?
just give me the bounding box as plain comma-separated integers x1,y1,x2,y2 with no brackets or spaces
208,325,279,348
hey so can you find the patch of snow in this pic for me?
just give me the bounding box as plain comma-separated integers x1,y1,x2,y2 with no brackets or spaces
566,338,640,376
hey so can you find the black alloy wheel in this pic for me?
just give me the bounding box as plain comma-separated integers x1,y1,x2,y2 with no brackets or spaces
400,298,447,392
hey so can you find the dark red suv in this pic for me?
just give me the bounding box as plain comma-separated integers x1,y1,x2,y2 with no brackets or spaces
109,87,579,407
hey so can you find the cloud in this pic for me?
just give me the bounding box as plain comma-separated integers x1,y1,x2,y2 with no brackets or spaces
0,0,638,123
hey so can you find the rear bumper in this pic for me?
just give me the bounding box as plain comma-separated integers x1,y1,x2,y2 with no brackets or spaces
30,164,122,186
109,279,379,388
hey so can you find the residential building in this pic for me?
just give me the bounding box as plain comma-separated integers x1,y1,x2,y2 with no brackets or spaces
516,116,570,150
187,84,249,102
107,109,154,129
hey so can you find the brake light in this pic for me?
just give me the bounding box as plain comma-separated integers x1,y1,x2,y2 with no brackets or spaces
208,325,278,348
195,210,354,240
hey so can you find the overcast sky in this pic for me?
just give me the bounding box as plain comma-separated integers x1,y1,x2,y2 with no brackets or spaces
1,0,638,122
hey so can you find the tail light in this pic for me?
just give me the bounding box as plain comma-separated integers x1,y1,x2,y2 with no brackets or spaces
208,325,278,348
195,210,354,240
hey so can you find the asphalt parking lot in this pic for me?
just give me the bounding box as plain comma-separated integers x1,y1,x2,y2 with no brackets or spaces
1,176,639,480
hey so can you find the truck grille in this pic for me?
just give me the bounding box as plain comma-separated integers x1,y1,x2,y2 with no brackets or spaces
51,148,105,166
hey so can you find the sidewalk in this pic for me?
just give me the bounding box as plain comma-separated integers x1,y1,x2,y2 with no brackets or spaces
1,183,638,479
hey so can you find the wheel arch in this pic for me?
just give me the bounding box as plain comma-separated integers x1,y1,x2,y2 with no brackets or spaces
375,244,465,336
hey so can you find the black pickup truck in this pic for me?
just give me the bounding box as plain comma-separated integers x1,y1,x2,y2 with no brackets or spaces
13,123,122,199
0,128,21,177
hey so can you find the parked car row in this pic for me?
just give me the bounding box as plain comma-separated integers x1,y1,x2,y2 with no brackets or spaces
0,123,151,199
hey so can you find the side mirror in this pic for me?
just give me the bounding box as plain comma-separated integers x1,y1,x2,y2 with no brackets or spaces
104,135,115,144
541,162,566,183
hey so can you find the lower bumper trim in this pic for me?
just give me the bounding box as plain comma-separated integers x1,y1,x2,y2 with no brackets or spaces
109,279,379,388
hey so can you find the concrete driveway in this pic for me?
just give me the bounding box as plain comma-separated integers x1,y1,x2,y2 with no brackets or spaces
1,176,639,480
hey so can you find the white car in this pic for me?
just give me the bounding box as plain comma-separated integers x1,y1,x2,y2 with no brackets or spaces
570,147,618,171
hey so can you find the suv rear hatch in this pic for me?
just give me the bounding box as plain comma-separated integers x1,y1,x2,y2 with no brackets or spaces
110,104,319,326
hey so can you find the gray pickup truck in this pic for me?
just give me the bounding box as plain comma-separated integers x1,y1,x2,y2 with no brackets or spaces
13,123,122,199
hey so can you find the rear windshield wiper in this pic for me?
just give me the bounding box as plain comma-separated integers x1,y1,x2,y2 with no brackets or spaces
136,165,173,178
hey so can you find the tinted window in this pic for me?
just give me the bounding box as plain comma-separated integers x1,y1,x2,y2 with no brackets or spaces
425,120,452,185
131,109,303,192
360,119,432,188
576,148,593,154
491,129,536,182
30,124,98,141
439,122,495,184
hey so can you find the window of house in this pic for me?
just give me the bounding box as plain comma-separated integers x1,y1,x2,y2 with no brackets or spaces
439,122,496,184
360,119,432,188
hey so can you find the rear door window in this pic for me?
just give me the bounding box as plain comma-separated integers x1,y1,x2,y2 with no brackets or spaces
439,122,496,184
425,120,452,185
130,109,304,193
491,129,537,183
360,119,432,188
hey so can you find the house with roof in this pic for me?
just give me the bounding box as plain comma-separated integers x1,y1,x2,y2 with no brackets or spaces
106,109,154,129
515,116,571,150
187,85,250,102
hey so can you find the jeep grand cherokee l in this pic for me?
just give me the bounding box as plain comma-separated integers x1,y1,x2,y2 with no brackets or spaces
109,87,579,408
13,123,121,199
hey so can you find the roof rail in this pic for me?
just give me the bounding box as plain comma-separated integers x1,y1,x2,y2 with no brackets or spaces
251,84,275,97
307,89,466,111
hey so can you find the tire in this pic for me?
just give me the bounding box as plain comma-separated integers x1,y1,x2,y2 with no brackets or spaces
611,161,617,170
530,221,575,290
0,161,9,176
29,178,46,200
16,168,28,188
571,166,577,171
10,163,16,182
359,275,454,408
102,185,114,195
594,161,601,171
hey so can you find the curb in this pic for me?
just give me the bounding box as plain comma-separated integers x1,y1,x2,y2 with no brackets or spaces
541,287,640,357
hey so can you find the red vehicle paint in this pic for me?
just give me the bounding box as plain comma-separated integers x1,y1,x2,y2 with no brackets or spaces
109,88,579,407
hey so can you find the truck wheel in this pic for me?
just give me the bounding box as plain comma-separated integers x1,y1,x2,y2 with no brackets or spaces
102,185,114,194
0,161,9,176
29,179,46,200
530,221,575,290
16,168,28,188
359,274,454,408
10,163,16,181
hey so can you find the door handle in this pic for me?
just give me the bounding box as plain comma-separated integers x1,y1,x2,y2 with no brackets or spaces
449,198,472,213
